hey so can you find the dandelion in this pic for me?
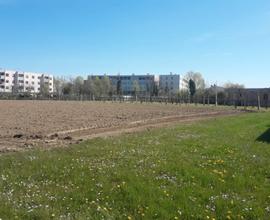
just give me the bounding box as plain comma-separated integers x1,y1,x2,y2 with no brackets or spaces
127,216,132,220
218,178,225,183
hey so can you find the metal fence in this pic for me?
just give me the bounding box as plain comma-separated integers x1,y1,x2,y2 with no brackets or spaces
1,92,268,110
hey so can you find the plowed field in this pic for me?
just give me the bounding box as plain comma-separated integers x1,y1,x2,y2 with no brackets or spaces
0,100,240,152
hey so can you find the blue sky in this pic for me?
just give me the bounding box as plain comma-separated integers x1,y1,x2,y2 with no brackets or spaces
0,0,270,87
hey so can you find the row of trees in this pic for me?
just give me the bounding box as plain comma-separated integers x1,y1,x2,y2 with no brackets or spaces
54,76,157,98
54,76,112,98
51,72,245,102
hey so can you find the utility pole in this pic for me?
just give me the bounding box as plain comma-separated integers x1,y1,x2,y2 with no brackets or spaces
257,93,261,110
215,83,218,106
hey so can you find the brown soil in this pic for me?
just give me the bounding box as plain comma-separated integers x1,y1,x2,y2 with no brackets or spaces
0,100,241,152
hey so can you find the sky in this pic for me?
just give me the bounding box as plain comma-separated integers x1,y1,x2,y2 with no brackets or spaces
0,0,270,87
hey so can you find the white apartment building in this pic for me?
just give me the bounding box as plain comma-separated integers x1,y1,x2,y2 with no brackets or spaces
0,69,54,93
159,73,187,94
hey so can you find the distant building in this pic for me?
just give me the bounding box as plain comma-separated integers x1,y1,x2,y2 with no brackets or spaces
158,73,186,94
87,73,186,96
226,88,270,107
0,69,54,94
88,74,156,95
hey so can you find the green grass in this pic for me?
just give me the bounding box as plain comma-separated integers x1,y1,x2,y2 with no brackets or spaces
1,112,270,220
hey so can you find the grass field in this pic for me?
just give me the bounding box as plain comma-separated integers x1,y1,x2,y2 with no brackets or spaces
0,112,270,219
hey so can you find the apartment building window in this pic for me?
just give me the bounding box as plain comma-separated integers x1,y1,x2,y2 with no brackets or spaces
19,80,24,83
0,85,4,89
26,81,29,84
6,73,9,77
0,72,4,76
6,86,9,89
19,74,24,77
6,80,9,83
32,82,35,85
26,75,29,79
32,76,35,79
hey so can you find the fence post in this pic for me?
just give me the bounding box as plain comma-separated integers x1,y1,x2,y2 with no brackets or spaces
203,95,205,106
215,90,218,107
257,94,261,110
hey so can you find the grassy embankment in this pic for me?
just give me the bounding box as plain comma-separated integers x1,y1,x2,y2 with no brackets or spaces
0,112,270,219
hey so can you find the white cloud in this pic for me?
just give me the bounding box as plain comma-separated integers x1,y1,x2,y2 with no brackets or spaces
190,32,215,43
202,51,232,58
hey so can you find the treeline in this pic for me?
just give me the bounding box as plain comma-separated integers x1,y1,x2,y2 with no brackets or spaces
54,76,113,98
54,76,158,98
53,72,246,102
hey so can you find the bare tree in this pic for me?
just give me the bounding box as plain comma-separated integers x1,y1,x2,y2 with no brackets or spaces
223,82,245,89
62,82,73,96
54,77,65,98
40,83,50,97
184,71,206,90
74,76,84,98
132,80,140,100
101,76,111,96
184,71,206,103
